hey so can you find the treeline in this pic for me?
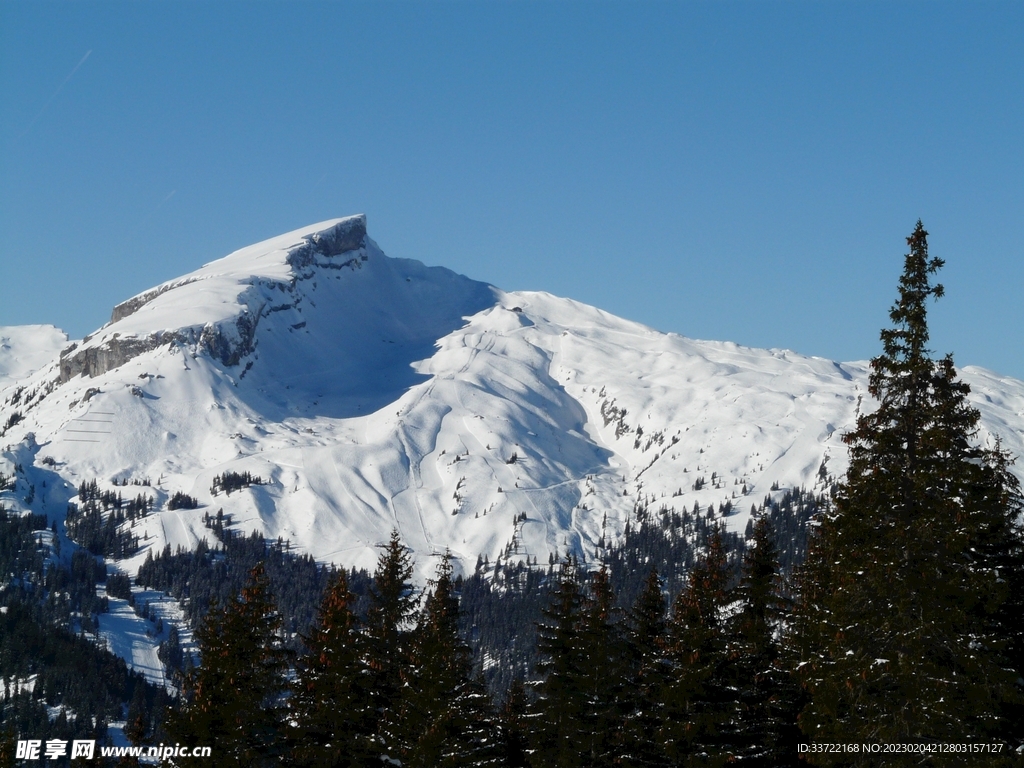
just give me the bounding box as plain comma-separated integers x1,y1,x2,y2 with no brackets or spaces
459,487,822,696
0,509,165,766
64,479,152,559
158,519,797,766
136,527,367,644
157,223,1024,765
124,486,820,700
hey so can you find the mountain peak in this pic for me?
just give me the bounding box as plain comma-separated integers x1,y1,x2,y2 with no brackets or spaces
2,218,1022,589
59,215,372,382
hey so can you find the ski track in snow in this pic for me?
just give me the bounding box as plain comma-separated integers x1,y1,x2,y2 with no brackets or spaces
3,215,1024,681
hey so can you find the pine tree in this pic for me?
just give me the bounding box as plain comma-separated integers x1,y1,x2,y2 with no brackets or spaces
574,565,626,767
165,562,290,767
793,222,1024,761
726,515,801,766
291,568,373,767
620,569,671,767
529,557,589,768
402,553,501,767
498,679,531,768
363,529,420,763
659,524,733,767
0,728,15,768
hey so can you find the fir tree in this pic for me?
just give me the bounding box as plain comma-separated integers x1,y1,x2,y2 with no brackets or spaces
0,729,14,768
793,222,1024,761
165,562,290,767
620,569,671,767
498,679,531,768
363,529,420,763
291,568,373,767
529,557,589,768
660,524,733,767
575,565,626,767
402,552,501,767
726,515,801,766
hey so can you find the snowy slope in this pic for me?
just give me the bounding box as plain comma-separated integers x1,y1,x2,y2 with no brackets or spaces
0,325,69,390
3,215,1024,592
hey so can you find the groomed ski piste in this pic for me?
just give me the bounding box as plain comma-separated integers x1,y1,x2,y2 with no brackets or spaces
3,215,1024,684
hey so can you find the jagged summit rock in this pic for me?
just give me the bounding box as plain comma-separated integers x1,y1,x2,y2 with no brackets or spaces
2,215,1023,588
60,216,372,381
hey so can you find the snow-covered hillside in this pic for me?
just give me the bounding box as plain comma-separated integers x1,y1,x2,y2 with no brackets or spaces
3,215,1024,587
0,325,68,390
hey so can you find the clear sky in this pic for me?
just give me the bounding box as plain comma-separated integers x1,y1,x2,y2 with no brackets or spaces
2,1,1022,380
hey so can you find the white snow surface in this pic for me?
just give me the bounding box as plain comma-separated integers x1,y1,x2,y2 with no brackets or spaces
3,215,1024,588
0,325,69,389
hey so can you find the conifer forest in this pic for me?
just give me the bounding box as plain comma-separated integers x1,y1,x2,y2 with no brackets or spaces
2,223,1023,766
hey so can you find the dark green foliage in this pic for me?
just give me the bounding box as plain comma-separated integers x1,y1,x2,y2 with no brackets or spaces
105,571,132,600
528,557,591,768
166,491,198,510
619,569,671,767
0,410,22,436
528,559,629,768
659,525,734,767
0,509,164,751
0,728,14,768
157,625,184,676
725,516,802,766
135,529,350,645
574,566,628,767
0,602,164,765
498,680,530,768
210,471,264,496
65,479,148,558
291,569,373,767
458,561,548,694
166,562,291,767
401,553,502,767
793,222,1024,761
363,529,420,761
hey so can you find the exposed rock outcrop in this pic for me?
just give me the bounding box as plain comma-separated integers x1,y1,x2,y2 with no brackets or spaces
56,216,367,383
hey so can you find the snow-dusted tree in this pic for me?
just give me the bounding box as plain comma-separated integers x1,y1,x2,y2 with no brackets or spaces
166,562,290,767
725,515,801,766
793,221,1024,761
659,525,733,767
401,552,502,767
528,557,589,768
619,569,672,767
363,529,420,762
291,568,374,767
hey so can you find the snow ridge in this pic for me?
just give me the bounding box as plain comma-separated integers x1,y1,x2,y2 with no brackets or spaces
2,216,1023,592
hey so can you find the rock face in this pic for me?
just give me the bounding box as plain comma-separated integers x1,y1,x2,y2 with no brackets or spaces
57,216,369,383
59,334,182,382
6,213,1022,590
286,215,367,269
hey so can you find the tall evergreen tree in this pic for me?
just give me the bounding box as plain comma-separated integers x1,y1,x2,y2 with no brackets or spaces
574,565,626,767
528,557,589,768
620,569,671,767
793,222,1024,762
166,562,290,767
726,515,801,766
363,529,420,763
498,680,531,768
291,568,373,767
659,524,733,767
403,553,501,767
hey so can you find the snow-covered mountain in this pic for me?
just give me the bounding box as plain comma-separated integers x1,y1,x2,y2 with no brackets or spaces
0,325,68,390
3,215,1024,585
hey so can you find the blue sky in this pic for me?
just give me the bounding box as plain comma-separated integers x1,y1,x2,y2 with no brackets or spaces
2,1,1022,379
